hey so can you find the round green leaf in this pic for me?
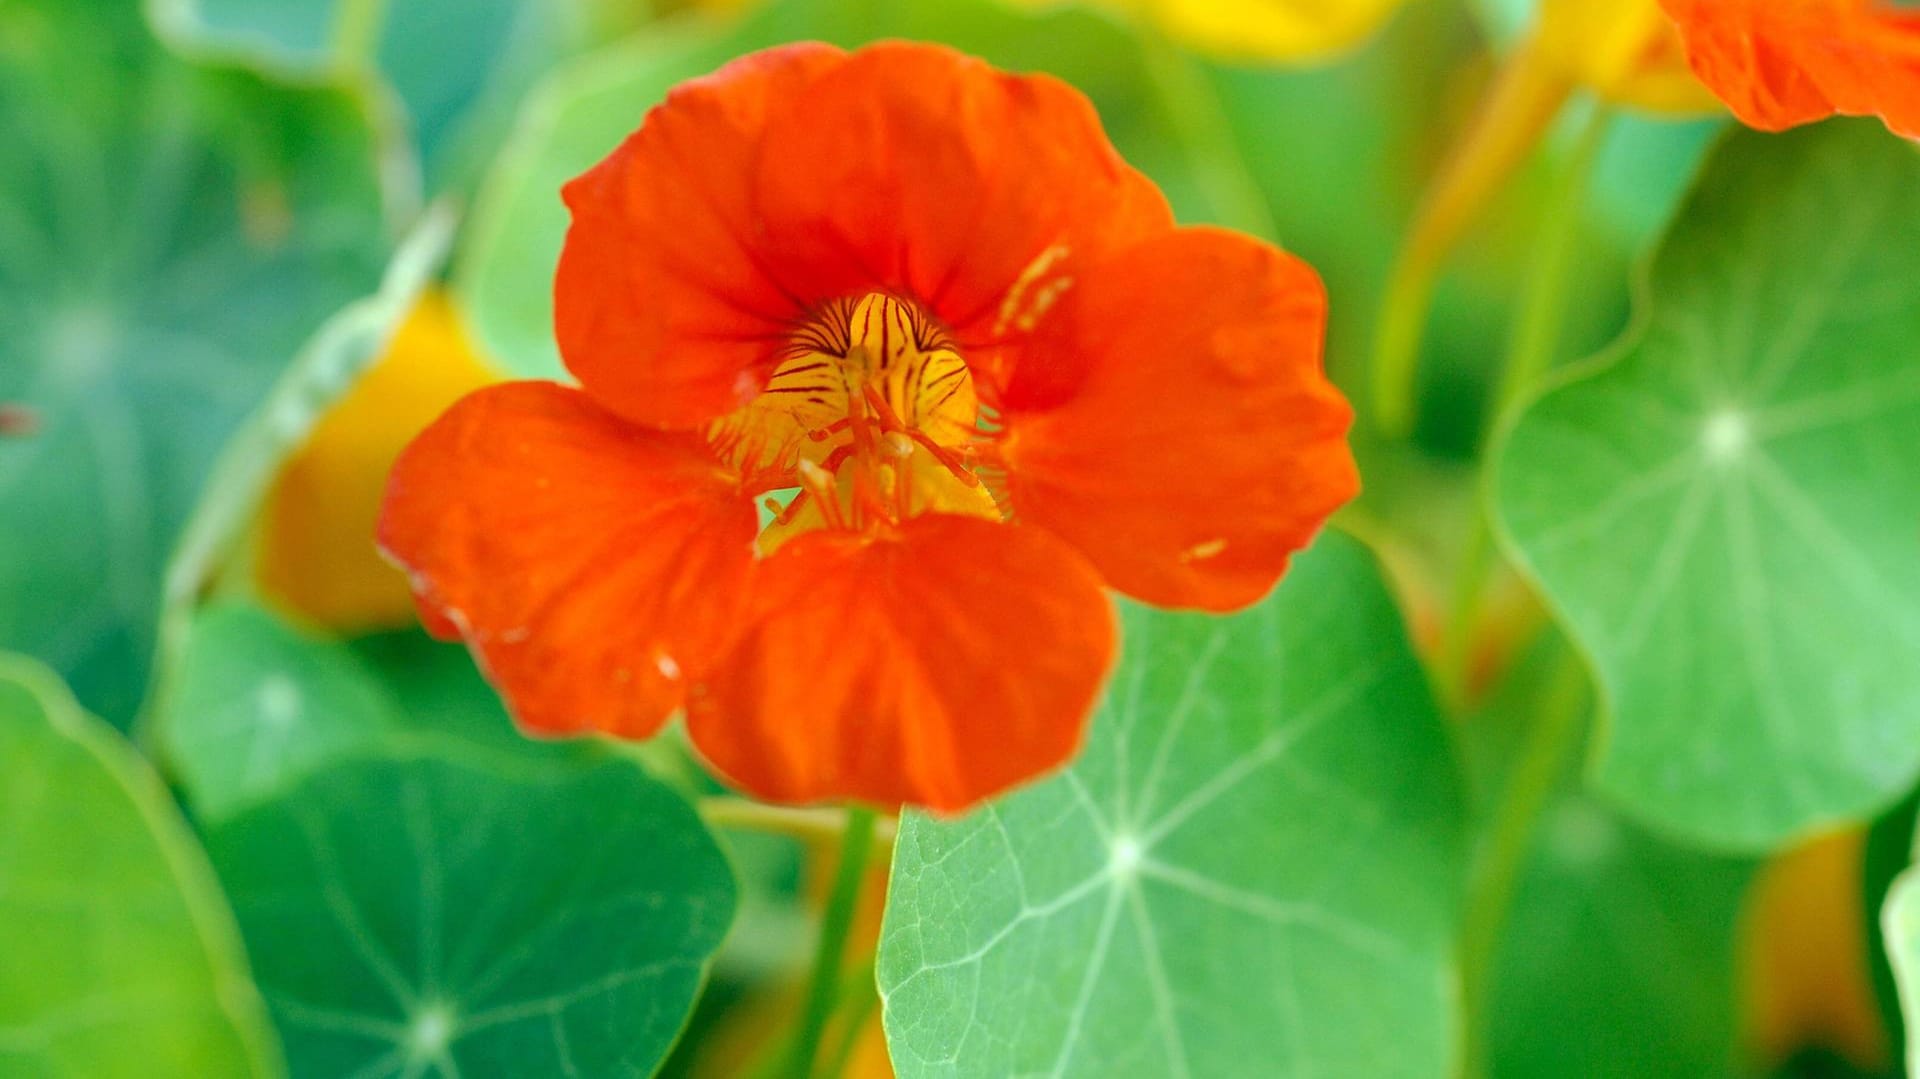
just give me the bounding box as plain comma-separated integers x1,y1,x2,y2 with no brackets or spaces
0,0,388,726
0,654,281,1077
1466,642,1754,1079
161,602,401,820
204,751,736,1078
877,532,1464,1078
1490,795,1753,1078
1493,121,1920,849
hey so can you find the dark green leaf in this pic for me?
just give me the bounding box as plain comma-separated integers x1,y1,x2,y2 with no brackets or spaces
205,751,736,1078
0,0,388,726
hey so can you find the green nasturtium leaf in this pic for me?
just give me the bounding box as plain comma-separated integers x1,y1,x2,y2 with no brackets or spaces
0,654,281,1077
1466,639,1755,1079
204,751,737,1078
456,0,1204,378
1489,796,1754,1078
0,0,388,727
161,602,401,820
1493,121,1920,850
877,532,1464,1078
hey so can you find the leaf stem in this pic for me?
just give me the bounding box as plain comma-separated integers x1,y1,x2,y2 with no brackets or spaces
818,956,882,1078
331,0,390,75
700,796,896,850
1457,654,1588,1077
1370,32,1572,437
785,805,879,1079
1136,22,1278,239
1437,104,1613,708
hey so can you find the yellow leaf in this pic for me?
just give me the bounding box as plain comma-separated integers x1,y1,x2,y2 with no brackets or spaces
256,290,498,632
1739,828,1889,1071
1536,0,1721,114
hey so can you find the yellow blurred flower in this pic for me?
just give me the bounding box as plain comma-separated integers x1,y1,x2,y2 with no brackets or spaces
1535,0,1719,114
1739,828,1889,1072
257,289,497,632
1009,0,1407,64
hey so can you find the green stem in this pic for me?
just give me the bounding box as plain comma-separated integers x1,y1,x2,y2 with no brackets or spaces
1136,24,1277,240
1436,104,1613,707
700,797,895,849
818,957,881,1078
331,0,390,74
785,806,878,1079
1457,655,1588,1077
1369,34,1572,437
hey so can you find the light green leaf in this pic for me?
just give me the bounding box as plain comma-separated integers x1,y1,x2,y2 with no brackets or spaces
0,653,282,1078
1493,121,1920,849
161,602,401,820
456,0,1202,378
205,751,736,1078
877,532,1464,1078
0,0,389,726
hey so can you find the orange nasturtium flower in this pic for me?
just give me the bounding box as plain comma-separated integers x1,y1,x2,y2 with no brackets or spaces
378,42,1357,811
1659,0,1920,137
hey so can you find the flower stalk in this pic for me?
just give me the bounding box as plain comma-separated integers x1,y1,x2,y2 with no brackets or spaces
1371,32,1574,437
786,805,879,1079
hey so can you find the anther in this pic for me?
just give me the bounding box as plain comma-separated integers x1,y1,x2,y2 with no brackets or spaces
795,459,847,529
882,431,915,459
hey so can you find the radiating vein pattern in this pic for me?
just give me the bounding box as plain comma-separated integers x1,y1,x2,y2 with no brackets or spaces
204,753,735,1079
1494,121,1920,848
878,534,1464,1078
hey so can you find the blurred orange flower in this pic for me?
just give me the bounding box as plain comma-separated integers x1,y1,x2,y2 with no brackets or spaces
379,42,1356,812
259,290,497,631
1740,828,1889,1071
1660,0,1920,136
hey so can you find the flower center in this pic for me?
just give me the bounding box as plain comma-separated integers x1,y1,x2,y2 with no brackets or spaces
710,292,1000,547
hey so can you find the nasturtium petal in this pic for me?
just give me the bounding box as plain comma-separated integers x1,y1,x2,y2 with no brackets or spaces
0,0,387,726
160,602,401,820
1493,121,1920,849
0,654,281,1078
204,751,736,1078
458,0,1203,379
877,531,1463,1078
